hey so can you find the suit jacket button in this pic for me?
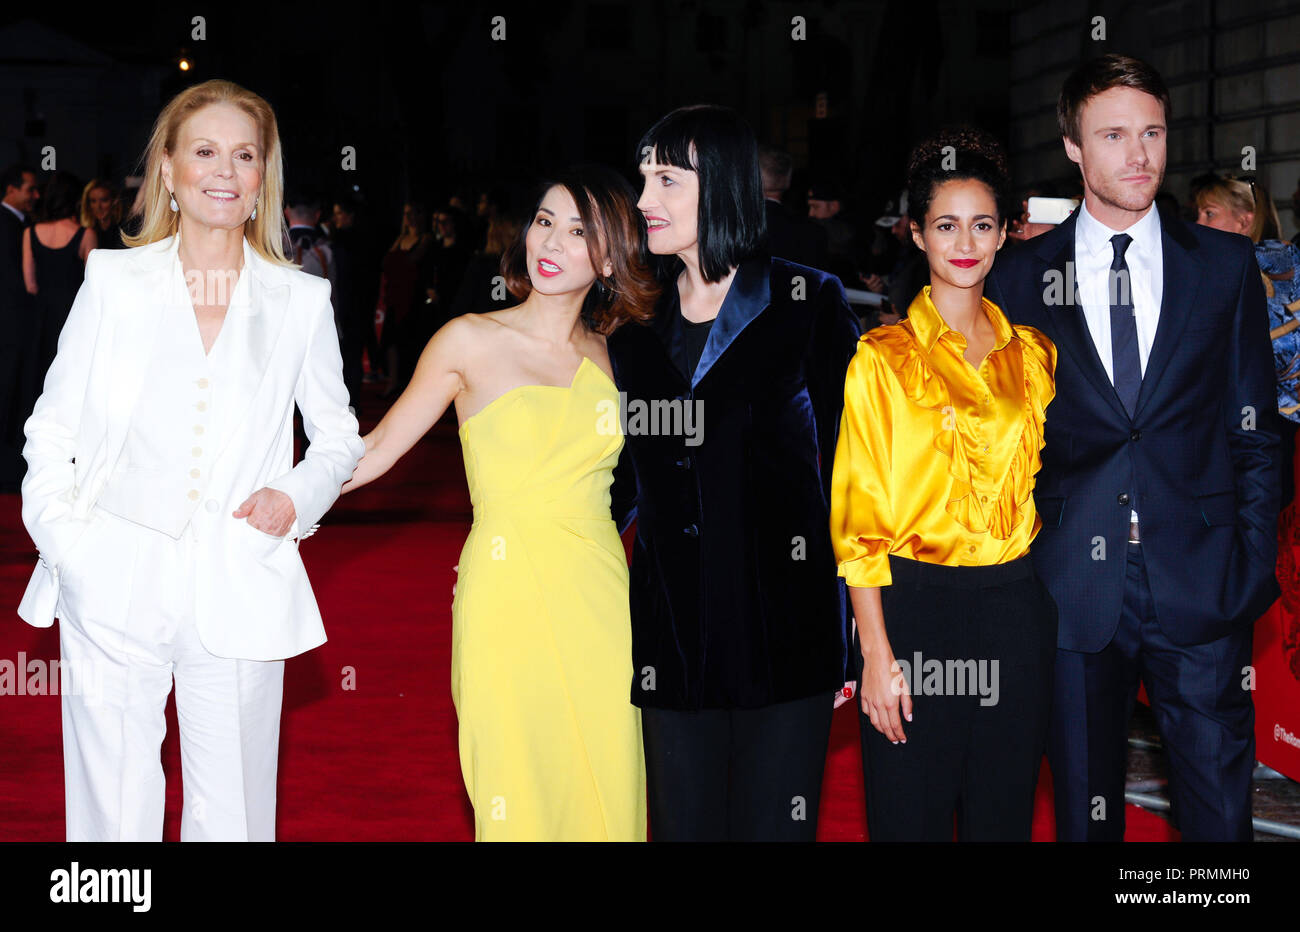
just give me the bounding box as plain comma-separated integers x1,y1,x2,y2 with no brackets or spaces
676,456,691,469
1130,429,1141,441
683,524,699,538
1117,492,1130,505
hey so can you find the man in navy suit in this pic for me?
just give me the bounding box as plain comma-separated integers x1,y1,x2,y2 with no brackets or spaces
0,164,40,491
986,54,1280,841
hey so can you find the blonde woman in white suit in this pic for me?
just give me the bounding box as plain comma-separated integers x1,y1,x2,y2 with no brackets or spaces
17,79,363,841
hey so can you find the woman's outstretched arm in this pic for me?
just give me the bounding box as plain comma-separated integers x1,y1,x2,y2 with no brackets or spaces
342,316,469,494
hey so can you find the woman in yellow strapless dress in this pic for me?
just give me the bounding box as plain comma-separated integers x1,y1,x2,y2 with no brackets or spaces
343,166,658,840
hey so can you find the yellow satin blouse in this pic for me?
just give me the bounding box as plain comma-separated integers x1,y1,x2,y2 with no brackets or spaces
830,286,1056,588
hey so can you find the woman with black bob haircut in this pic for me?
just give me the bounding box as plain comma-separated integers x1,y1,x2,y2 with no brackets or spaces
607,104,861,841
830,125,1059,840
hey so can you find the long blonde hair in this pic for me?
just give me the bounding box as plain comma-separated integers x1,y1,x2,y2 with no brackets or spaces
123,79,292,265
79,178,122,229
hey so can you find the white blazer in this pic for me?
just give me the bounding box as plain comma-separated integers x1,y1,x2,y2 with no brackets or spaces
17,234,364,660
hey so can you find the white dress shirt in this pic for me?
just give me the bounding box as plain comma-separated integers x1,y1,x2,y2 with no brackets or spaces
1074,199,1164,382
2,202,25,223
1075,199,1164,527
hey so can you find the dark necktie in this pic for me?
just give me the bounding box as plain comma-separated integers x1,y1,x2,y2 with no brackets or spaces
1109,233,1141,416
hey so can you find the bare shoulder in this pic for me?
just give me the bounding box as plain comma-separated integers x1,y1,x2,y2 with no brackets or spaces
446,309,511,344
578,329,616,381
430,311,515,369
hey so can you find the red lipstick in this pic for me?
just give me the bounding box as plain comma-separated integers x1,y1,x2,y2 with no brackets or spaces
949,258,979,268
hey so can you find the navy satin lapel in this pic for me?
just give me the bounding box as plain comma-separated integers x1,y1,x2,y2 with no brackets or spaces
1134,218,1200,418
692,257,769,388
1036,216,1129,422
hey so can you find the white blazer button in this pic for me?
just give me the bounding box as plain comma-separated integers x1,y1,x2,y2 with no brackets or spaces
205,500,219,513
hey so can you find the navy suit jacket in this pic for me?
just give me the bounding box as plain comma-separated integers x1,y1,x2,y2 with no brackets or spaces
986,209,1281,651
609,256,861,709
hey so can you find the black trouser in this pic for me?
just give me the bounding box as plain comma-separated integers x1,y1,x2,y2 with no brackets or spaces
1048,543,1256,841
641,692,833,841
857,554,1058,841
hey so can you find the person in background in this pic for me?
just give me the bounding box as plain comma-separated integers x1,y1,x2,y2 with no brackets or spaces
449,210,522,319
285,191,337,296
425,205,473,337
807,179,860,283
1196,174,1300,506
81,179,125,251
1154,190,1181,225
759,145,828,269
331,196,382,410
865,192,929,316
22,171,97,433
377,202,433,398
0,163,40,491
1006,186,1058,242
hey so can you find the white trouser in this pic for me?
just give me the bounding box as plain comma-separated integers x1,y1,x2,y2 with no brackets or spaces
56,506,284,842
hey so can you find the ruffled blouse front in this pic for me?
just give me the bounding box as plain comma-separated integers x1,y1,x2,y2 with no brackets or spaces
830,286,1057,587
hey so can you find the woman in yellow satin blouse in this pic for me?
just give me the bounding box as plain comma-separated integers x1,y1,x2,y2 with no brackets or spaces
830,127,1059,841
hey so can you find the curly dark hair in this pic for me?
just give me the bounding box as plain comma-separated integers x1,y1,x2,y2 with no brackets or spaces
905,126,1012,230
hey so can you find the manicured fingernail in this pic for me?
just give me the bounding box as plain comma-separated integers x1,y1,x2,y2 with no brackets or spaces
905,713,912,721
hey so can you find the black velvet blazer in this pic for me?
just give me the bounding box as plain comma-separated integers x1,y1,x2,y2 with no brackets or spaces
609,255,861,710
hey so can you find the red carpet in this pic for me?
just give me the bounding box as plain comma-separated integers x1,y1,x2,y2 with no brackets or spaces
0,383,1178,841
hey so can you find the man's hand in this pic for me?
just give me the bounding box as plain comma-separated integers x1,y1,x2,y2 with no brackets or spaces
233,488,297,537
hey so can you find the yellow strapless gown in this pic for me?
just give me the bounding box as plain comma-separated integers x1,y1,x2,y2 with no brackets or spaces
450,356,646,841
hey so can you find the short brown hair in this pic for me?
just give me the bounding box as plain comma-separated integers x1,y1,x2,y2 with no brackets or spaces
1058,54,1172,144
501,165,659,335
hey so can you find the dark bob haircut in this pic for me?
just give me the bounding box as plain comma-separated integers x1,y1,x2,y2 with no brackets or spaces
1058,53,1172,145
635,104,766,283
905,125,1012,229
501,163,659,335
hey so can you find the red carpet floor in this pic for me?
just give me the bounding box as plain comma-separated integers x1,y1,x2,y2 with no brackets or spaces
0,383,1178,841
